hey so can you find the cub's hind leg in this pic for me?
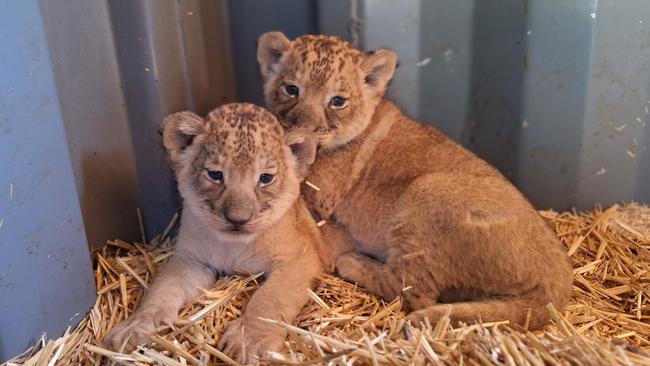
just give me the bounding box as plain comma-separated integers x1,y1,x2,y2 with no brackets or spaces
391,173,572,329
335,232,445,311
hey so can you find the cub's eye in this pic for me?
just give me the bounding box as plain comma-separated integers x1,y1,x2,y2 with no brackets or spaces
206,170,224,183
284,84,299,97
329,96,347,109
259,173,275,186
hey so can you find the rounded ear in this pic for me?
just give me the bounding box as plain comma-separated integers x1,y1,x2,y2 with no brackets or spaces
284,129,317,178
361,49,398,97
257,31,291,80
162,111,205,165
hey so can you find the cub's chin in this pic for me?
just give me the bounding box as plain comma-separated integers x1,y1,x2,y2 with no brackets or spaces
317,132,356,153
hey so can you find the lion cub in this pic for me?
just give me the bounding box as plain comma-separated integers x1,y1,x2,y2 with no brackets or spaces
105,103,323,363
257,32,573,330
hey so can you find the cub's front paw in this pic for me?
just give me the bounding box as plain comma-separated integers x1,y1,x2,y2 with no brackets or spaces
335,251,368,281
104,305,177,352
218,317,285,364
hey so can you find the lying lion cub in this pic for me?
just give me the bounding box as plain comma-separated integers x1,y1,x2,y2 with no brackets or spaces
257,32,573,330
104,103,323,363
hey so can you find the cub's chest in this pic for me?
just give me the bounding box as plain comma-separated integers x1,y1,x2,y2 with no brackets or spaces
206,241,272,275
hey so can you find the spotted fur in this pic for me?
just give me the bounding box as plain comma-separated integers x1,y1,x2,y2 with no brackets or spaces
164,103,307,239
258,33,395,149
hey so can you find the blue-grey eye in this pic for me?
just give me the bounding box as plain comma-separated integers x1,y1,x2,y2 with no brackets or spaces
207,170,223,182
285,85,299,96
259,173,275,185
330,96,347,108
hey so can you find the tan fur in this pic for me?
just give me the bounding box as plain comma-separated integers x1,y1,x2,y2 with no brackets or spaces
257,32,573,329
104,103,324,363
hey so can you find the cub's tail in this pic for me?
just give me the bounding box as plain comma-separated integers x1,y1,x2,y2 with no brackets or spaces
406,282,571,330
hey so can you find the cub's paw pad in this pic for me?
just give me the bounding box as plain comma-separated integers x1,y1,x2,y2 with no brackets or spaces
405,310,428,326
405,306,450,327
335,252,367,280
103,306,176,352
219,318,284,364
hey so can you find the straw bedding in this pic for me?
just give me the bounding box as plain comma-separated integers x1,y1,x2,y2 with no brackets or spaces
5,204,650,365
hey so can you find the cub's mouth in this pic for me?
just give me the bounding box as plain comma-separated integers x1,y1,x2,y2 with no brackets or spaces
218,224,255,240
227,226,249,234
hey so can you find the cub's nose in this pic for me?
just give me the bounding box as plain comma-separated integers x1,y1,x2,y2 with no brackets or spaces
223,206,252,227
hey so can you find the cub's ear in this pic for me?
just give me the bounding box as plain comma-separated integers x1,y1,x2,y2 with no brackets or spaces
162,111,205,165
361,49,398,97
257,31,291,80
285,129,318,178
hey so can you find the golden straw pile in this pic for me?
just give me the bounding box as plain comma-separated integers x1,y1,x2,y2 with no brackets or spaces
5,204,650,365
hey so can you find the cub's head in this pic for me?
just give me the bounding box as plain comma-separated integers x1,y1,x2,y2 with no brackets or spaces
163,103,316,242
257,32,397,150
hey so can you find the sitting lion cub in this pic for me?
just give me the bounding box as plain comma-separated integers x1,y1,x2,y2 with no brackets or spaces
105,103,323,363
257,32,573,330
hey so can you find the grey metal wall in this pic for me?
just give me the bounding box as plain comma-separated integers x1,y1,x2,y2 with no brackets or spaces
230,0,650,210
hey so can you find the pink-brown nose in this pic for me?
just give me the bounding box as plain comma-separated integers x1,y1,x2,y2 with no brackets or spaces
223,205,253,227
